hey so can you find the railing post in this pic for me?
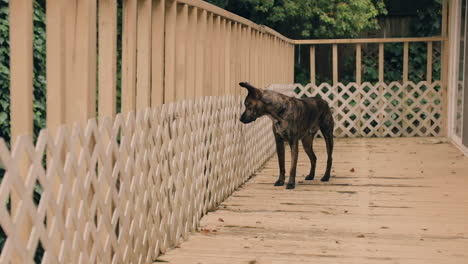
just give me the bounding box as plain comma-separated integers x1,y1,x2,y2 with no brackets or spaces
164,0,177,102
378,42,385,136
441,0,449,136
136,0,152,110
46,0,66,260
195,9,206,98
310,45,316,85
9,1,33,262
402,42,409,136
204,13,213,96
356,44,362,84
151,0,165,107
378,43,384,83
122,0,138,112
175,3,188,101
213,15,221,95
47,0,66,135
99,0,118,118
186,6,197,99
225,20,232,95
427,41,433,84
332,44,338,85
355,43,362,136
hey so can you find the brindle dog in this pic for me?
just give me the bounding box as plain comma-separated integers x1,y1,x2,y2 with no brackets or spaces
239,82,334,189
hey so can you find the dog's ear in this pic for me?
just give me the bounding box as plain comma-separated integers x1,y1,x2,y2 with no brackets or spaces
239,82,262,99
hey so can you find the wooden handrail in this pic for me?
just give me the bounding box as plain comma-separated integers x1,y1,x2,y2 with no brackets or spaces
295,36,446,45
176,0,295,44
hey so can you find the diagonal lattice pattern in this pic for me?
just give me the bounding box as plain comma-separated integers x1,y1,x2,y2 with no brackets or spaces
268,81,443,138
0,96,275,264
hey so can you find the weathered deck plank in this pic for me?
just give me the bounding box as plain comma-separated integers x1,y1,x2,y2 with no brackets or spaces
159,138,468,264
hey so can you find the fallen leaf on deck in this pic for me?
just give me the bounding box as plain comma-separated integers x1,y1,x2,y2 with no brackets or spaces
357,234,365,238
200,229,210,235
350,168,355,172
218,218,225,222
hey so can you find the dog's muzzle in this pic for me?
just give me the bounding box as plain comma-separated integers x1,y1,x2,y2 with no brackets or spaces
240,113,255,124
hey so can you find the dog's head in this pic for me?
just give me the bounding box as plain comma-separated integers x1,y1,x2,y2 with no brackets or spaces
239,82,266,124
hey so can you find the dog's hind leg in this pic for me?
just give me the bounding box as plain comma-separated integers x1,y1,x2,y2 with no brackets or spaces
274,132,286,186
320,120,334,182
301,132,317,180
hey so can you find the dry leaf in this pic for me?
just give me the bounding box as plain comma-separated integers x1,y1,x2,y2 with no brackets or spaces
357,234,365,238
350,168,355,172
200,229,210,235
218,218,225,222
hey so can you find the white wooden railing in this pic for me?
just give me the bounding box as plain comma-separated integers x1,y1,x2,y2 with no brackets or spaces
0,96,275,263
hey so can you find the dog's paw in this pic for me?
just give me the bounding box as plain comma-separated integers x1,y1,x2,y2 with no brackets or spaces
305,175,315,180
320,176,330,182
286,183,295,189
274,179,285,186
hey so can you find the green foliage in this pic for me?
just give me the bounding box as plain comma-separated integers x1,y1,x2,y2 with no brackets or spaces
206,0,387,39
0,0,10,143
341,0,442,84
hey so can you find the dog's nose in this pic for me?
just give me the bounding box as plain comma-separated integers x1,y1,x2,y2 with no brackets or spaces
240,113,248,124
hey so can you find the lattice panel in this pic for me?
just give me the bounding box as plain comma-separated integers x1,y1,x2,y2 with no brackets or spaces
268,81,443,138
0,96,275,264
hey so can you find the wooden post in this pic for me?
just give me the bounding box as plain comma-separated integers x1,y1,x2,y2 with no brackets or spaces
378,42,385,136
67,0,97,124
122,0,138,112
136,0,153,110
332,44,338,85
10,0,33,140
441,0,449,136
403,42,409,135
47,0,66,134
151,0,165,107
9,1,33,261
186,6,197,99
213,15,221,95
379,43,384,83
427,41,433,83
46,0,66,259
195,9,206,98
225,20,232,95
403,42,409,83
175,4,188,101
355,43,362,136
356,44,362,85
310,45,316,85
203,13,213,96
164,0,177,102
99,0,117,118
219,18,226,95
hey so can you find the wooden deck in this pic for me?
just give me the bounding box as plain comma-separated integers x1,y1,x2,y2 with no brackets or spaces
159,138,468,264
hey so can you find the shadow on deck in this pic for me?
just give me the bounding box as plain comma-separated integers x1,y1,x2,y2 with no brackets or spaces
159,137,468,264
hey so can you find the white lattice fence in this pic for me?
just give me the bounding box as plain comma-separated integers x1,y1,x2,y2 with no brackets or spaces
0,96,275,264
268,82,443,137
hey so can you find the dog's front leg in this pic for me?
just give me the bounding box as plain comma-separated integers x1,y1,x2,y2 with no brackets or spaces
274,132,285,186
286,140,299,189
